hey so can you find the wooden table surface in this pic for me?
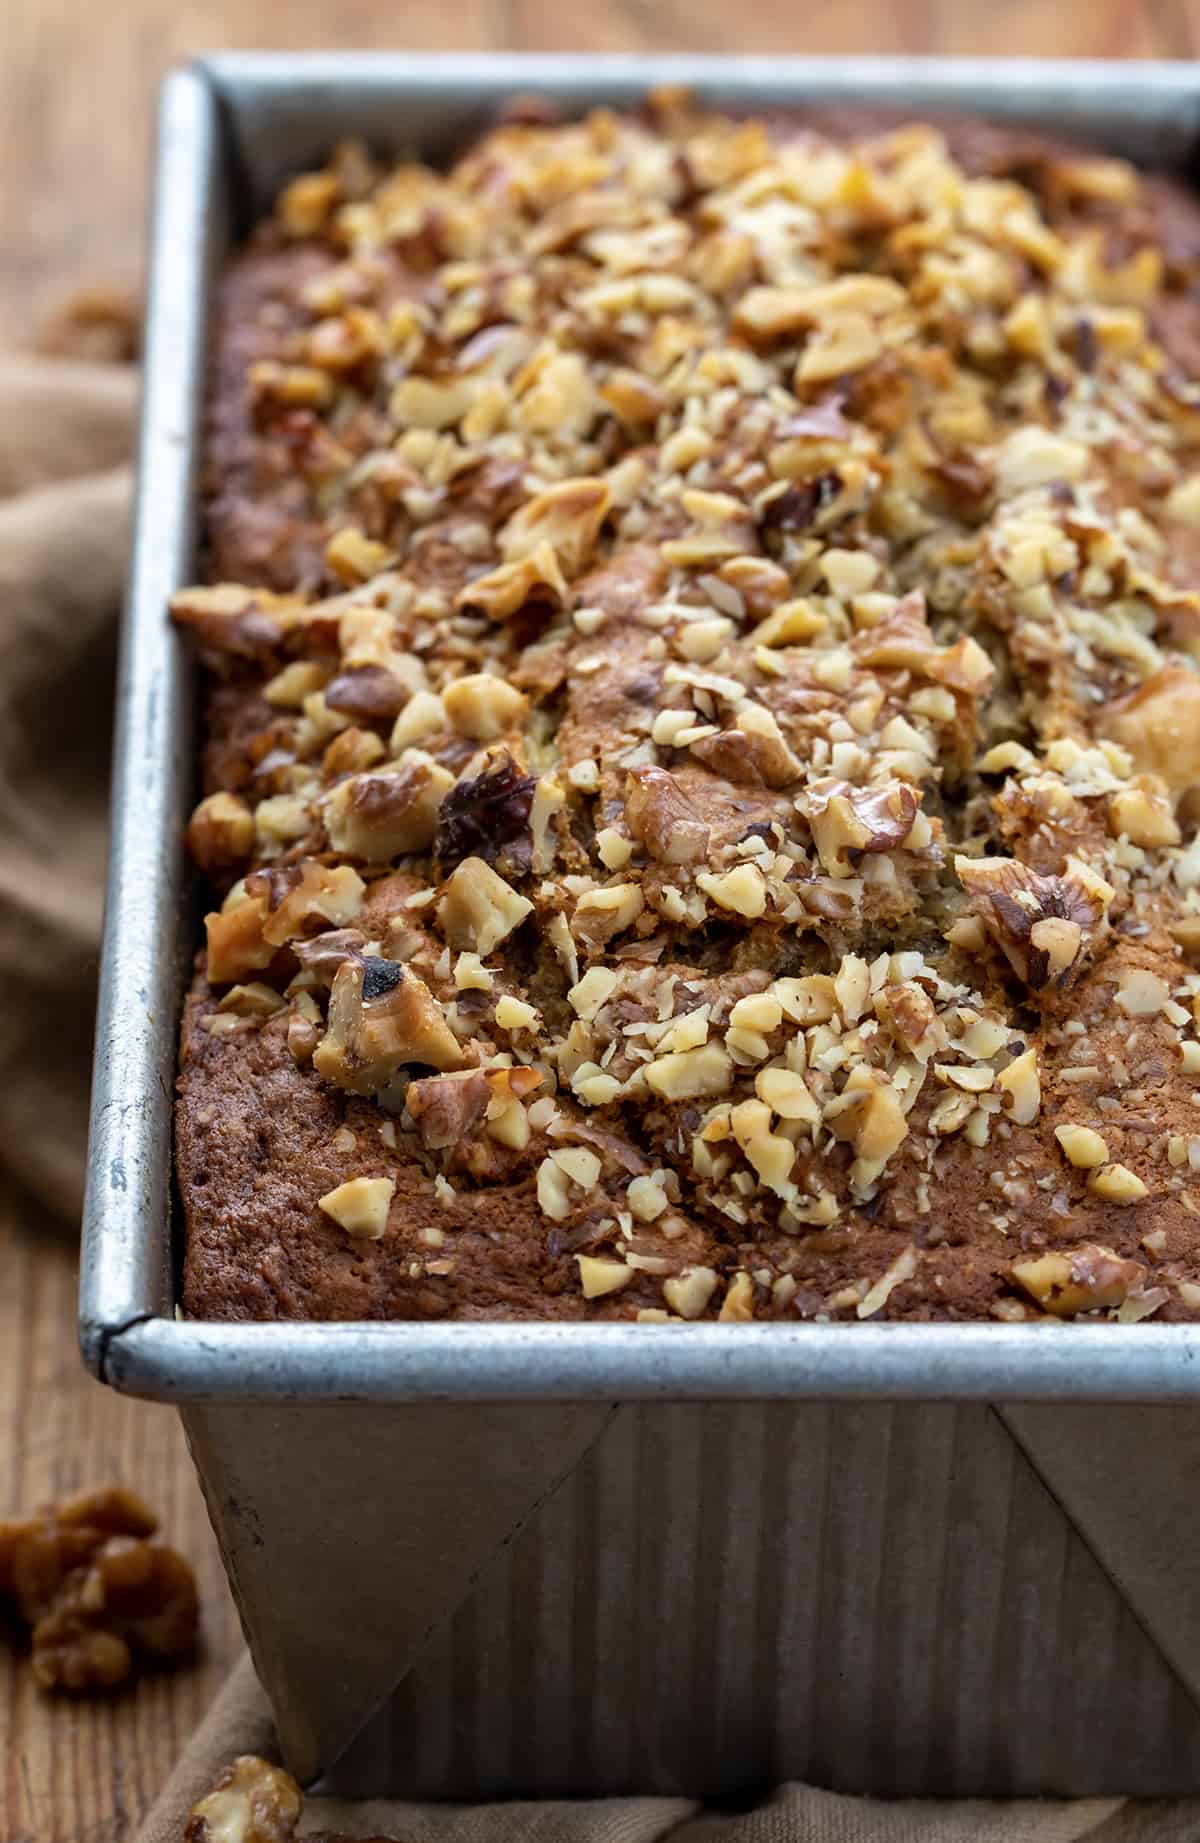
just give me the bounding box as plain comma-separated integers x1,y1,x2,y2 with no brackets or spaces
2,2,1197,1839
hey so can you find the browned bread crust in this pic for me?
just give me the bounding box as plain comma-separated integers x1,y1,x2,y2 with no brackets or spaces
174,95,1200,1324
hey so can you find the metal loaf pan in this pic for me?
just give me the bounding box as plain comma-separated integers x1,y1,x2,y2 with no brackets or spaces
81,54,1200,1800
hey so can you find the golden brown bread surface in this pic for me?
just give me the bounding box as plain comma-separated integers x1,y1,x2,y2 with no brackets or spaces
174,94,1200,1324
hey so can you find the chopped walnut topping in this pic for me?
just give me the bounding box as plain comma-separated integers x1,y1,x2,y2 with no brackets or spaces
1055,1124,1109,1168
324,754,454,861
437,857,533,955
1088,1163,1149,1205
501,477,611,576
442,673,529,742
456,543,568,621
204,860,364,986
801,779,921,878
856,1246,918,1320
176,100,1200,1329
663,1265,719,1320
536,1145,602,1222
690,714,802,790
1114,969,1170,1017
756,1066,820,1124
203,888,274,986
825,1070,909,1165
955,856,1109,990
573,882,645,945
1100,665,1200,799
1109,781,1180,848
719,1271,756,1322
624,766,710,865
569,967,618,1019
627,1173,670,1221
697,864,767,920
646,1043,733,1102
576,1255,634,1300
186,792,255,876
325,525,395,585
259,861,366,949
318,1174,395,1240
995,1049,1041,1126
314,959,464,1092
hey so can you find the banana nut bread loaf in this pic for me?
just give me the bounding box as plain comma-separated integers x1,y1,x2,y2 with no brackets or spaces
172,92,1200,1325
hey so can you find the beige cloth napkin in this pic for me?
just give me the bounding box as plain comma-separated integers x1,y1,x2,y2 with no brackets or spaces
0,351,136,1218
134,1652,1200,1843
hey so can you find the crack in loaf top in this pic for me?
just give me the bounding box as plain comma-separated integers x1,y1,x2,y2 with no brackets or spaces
169,90,1200,1325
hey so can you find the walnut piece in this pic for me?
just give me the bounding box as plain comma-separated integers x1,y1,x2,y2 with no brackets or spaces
314,959,464,1093
437,857,533,954
689,716,801,790
500,477,611,577
1099,664,1200,799
954,855,1110,990
1055,1123,1109,1168
168,583,290,660
1010,1245,1147,1316
577,1255,635,1299
623,766,709,865
800,778,920,878
824,1070,908,1163
663,1266,719,1319
455,542,567,620
572,882,645,945
324,753,454,861
186,793,256,876
0,1486,197,1694
324,663,413,722
406,1065,542,1151
405,1068,491,1148
442,672,529,742
696,864,767,919
318,1174,395,1240
204,888,275,986
290,928,368,986
259,861,366,950
185,1756,304,1843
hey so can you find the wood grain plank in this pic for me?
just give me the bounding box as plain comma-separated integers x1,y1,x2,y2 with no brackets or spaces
512,0,1179,57
1166,0,1200,56
928,0,1186,57
3,0,506,326
0,1186,241,1843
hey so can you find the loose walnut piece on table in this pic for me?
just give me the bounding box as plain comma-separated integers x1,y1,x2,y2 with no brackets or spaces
185,1756,304,1843
0,1485,198,1693
184,1753,392,1843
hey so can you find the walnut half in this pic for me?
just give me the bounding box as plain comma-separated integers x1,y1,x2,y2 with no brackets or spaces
0,1486,197,1694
